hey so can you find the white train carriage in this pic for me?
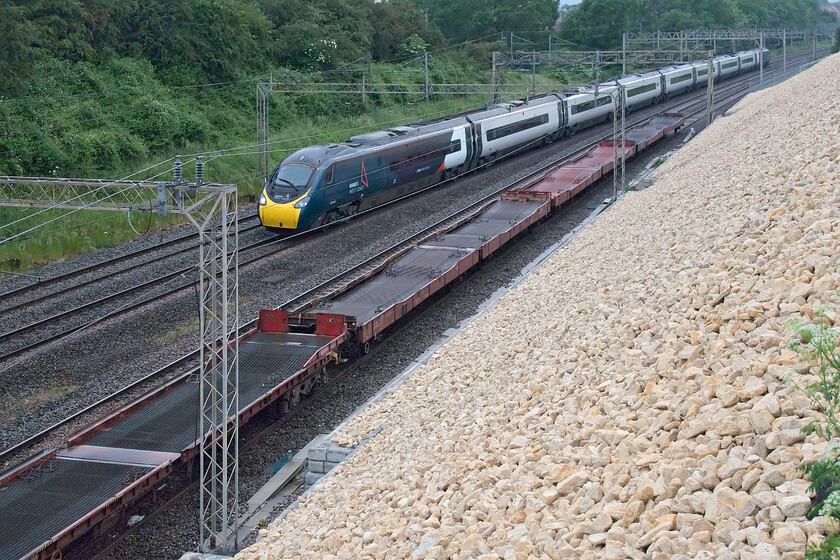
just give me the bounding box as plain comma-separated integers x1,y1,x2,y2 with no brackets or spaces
738,50,758,72
468,96,562,162
716,54,741,80
562,85,617,133
659,63,696,97
610,71,663,110
690,60,718,86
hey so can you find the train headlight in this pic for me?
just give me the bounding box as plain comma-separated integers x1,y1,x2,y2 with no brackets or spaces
294,196,311,209
259,193,266,206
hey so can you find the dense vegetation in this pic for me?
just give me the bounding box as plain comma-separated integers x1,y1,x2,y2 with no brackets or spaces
1,0,834,180
558,0,836,49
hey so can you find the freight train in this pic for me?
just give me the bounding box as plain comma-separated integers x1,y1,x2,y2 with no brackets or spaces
258,49,767,231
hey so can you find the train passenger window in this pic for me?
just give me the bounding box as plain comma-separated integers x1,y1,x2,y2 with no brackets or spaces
324,165,334,184
627,83,657,97
671,74,692,84
486,113,549,141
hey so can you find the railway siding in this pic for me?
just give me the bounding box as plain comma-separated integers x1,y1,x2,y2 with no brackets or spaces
238,53,840,560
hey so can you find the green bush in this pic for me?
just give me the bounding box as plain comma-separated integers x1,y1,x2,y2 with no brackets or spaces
788,307,840,558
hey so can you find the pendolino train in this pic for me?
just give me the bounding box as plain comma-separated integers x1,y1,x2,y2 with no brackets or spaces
258,49,767,231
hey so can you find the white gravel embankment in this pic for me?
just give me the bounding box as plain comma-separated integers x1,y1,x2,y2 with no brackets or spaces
237,54,840,560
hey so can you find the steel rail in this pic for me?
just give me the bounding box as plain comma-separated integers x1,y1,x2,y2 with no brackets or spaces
0,211,261,305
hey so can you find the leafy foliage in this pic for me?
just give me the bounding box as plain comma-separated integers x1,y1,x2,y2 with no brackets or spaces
787,307,840,558
419,0,558,44
559,0,836,49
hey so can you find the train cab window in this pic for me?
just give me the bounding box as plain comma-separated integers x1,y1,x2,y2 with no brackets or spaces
448,140,462,154
268,163,314,199
324,165,334,184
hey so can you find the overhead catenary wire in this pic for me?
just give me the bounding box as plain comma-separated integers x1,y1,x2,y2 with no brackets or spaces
0,26,690,235
0,156,180,234
0,158,196,245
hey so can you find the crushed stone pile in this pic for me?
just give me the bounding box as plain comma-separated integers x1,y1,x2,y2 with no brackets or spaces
237,54,840,560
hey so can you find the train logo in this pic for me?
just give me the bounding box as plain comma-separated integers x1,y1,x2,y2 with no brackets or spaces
361,161,369,188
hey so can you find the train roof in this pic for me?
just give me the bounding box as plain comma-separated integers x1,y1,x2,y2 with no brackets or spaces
612,70,662,83
346,115,471,147
464,94,560,122
659,63,694,73
279,112,474,166
558,84,617,100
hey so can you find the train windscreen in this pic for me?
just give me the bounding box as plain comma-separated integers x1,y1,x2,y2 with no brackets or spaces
268,164,314,200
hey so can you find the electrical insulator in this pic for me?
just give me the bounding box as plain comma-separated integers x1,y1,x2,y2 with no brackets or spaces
196,156,204,184
174,156,183,183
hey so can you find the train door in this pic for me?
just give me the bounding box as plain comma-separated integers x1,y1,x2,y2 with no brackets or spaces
462,126,475,171
558,100,568,132
471,122,484,169
657,72,666,102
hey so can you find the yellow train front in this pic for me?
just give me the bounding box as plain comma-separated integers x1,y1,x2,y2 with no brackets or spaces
258,147,329,232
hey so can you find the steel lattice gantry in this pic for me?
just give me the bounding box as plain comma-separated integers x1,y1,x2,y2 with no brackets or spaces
624,26,837,51
498,49,696,71
612,87,626,200
0,175,240,554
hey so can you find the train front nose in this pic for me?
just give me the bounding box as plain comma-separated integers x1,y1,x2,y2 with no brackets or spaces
259,189,302,230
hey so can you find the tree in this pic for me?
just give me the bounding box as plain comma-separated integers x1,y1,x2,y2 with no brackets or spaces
0,5,39,95
422,0,558,45
559,0,640,49
559,0,830,50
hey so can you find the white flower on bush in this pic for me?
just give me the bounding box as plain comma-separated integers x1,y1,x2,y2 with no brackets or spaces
304,39,338,68
820,489,840,517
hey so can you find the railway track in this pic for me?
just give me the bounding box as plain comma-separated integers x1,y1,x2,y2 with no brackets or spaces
0,210,261,305
0,47,822,468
